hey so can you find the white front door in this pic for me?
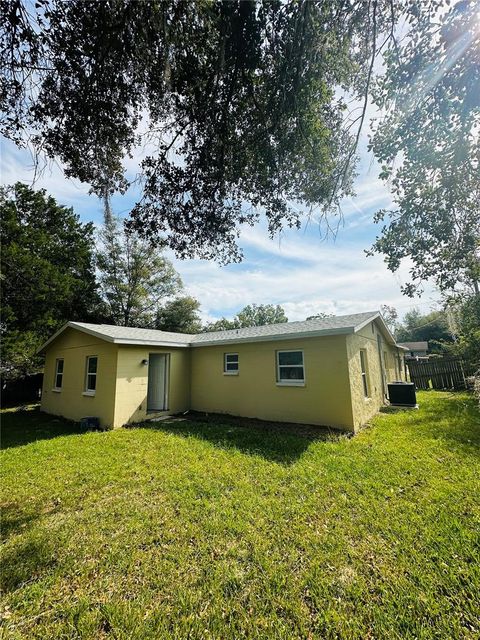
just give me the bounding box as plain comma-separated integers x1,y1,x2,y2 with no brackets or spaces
147,354,169,412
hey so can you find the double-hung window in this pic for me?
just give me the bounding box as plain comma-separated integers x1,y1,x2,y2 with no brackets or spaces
224,353,239,374
277,350,304,385
360,349,369,397
54,358,64,390
85,356,98,394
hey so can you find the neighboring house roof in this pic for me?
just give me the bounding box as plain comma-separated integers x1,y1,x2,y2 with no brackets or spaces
397,341,428,352
38,310,403,353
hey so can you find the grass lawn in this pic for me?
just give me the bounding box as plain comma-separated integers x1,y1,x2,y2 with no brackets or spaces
1,392,479,639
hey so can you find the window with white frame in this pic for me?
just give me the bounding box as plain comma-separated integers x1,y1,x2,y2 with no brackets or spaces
360,349,369,397
54,358,64,389
224,353,239,374
276,350,304,384
85,356,98,392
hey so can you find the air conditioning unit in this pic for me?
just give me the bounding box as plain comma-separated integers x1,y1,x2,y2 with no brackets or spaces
388,382,417,407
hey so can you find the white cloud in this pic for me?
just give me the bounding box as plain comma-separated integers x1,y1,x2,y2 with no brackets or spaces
0,139,101,219
170,223,437,323
2,120,435,326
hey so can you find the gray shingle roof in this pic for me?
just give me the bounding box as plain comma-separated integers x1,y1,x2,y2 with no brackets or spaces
39,310,399,353
191,311,380,345
72,322,194,345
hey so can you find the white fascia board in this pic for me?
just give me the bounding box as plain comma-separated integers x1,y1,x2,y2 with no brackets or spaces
37,321,72,354
191,326,353,348
37,321,122,354
353,312,380,333
354,312,397,346
112,338,190,348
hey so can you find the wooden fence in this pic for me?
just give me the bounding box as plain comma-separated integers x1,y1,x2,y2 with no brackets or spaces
406,357,474,391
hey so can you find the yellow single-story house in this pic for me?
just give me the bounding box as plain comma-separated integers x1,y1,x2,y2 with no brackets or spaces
39,311,407,433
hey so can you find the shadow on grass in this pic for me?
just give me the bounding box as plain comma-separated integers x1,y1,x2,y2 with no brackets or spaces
1,406,88,449
1,537,58,592
134,412,345,464
1,503,40,539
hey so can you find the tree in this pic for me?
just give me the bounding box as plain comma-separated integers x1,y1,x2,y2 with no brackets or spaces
97,200,181,327
1,0,397,261
155,296,203,334
4,2,477,296
204,318,240,332
395,309,453,353
204,303,287,332
380,305,398,334
0,183,101,379
369,1,480,296
455,296,480,367
236,304,288,327
306,313,333,321
443,295,480,367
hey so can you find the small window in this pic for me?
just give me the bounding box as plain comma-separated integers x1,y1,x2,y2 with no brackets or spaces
85,356,98,392
277,350,304,384
224,353,239,374
360,349,369,397
54,358,64,389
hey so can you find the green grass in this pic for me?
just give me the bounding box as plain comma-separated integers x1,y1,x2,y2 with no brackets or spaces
1,392,479,639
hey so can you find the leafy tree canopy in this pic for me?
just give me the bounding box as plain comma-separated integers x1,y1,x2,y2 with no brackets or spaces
369,0,480,296
395,308,453,352
0,182,101,378
2,1,478,299
1,0,395,261
155,296,203,334
446,294,480,366
204,303,287,332
306,313,333,320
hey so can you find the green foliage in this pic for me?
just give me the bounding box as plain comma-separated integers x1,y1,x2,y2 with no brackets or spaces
236,303,288,327
370,1,480,296
395,308,453,352
155,296,203,334
1,0,398,261
0,183,100,379
96,201,182,327
445,294,480,367
204,317,240,332
1,392,479,638
205,303,287,332
305,312,333,320
380,304,398,334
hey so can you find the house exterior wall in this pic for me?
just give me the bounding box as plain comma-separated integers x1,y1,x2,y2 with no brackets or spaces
190,335,355,431
346,320,403,430
40,327,118,428
112,345,190,428
41,322,404,433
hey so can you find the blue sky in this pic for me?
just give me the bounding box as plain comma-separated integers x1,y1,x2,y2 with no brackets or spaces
1,131,438,324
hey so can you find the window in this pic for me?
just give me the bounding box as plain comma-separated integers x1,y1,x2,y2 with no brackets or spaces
360,349,369,397
54,358,64,389
224,353,239,374
277,350,304,385
85,356,98,393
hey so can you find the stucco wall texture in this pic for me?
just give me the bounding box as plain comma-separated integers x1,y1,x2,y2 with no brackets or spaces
41,320,403,431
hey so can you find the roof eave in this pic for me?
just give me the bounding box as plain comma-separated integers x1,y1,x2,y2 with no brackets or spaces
36,321,81,355
113,338,190,348
354,312,398,346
